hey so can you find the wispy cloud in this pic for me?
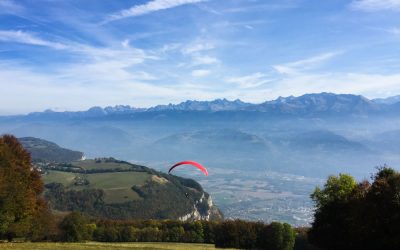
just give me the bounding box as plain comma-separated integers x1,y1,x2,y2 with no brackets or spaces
0,30,67,49
104,0,207,23
192,55,219,66
226,72,271,89
273,52,342,75
191,69,211,77
0,0,24,15
179,39,219,67
213,20,268,30
387,27,400,35
264,72,400,101
350,0,400,11
182,41,215,55
223,3,297,13
0,29,155,66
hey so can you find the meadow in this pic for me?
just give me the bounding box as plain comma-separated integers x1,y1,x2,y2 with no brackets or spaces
43,166,151,204
0,242,230,250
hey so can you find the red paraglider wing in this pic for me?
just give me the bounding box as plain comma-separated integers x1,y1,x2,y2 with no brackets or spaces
168,161,208,176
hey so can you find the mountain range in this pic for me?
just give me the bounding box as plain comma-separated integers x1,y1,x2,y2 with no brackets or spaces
1,92,399,178
3,93,399,119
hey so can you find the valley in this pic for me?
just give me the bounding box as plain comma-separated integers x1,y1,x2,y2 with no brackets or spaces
2,93,400,227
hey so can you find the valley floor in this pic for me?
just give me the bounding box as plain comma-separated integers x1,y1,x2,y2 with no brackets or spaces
0,242,231,250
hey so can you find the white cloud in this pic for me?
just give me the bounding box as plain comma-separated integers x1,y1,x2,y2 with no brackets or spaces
0,29,156,69
132,71,159,81
121,39,130,48
2,57,400,114
178,40,219,68
226,72,271,89
191,69,211,77
192,55,219,65
0,30,67,49
388,27,400,35
182,41,215,55
265,72,400,100
0,61,181,114
273,52,341,75
0,0,24,15
105,0,207,23
350,0,400,11
223,3,297,13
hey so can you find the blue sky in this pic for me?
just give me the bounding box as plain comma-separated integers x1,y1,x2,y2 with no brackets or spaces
0,0,400,114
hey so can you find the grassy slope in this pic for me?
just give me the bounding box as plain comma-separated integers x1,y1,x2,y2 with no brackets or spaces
71,160,135,170
86,172,149,203
43,171,76,186
0,242,231,250
41,159,216,219
43,171,151,203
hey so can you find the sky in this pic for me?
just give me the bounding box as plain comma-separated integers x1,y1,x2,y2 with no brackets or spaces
0,0,400,114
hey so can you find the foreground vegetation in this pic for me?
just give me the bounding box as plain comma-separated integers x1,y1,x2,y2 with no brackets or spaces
0,242,229,250
309,166,400,250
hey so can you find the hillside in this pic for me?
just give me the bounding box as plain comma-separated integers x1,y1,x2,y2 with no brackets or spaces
287,130,368,152
19,137,84,162
40,157,222,221
153,129,270,161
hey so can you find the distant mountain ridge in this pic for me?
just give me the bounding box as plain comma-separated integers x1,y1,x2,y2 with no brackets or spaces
149,98,252,112
249,93,381,115
373,95,400,105
19,137,84,162
14,93,399,119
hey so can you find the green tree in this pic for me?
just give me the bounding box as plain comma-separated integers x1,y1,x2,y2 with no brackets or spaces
311,174,357,209
309,167,400,250
309,174,357,249
59,212,90,242
282,223,296,250
167,226,185,242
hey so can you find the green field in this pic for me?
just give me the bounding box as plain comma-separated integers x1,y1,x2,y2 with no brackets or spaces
71,160,135,170
43,171,152,203
0,242,231,250
42,171,76,186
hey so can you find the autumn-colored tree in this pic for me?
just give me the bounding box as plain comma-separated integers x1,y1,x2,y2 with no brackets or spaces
0,134,51,241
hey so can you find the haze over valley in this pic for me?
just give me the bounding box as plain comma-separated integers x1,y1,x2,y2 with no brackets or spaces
2,92,400,225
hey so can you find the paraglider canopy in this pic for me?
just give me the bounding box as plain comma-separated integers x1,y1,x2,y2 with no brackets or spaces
168,161,208,176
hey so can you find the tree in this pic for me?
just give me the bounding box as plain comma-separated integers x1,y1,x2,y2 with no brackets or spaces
59,212,90,242
0,135,50,241
311,174,357,209
282,223,296,250
309,167,400,250
309,174,357,249
363,167,400,249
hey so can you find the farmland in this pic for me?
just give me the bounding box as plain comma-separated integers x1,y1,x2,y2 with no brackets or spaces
43,170,151,203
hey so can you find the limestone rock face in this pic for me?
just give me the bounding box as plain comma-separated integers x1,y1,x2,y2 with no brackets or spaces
179,192,223,221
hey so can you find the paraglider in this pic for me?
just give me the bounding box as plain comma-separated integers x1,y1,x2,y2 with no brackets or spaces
168,161,208,176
